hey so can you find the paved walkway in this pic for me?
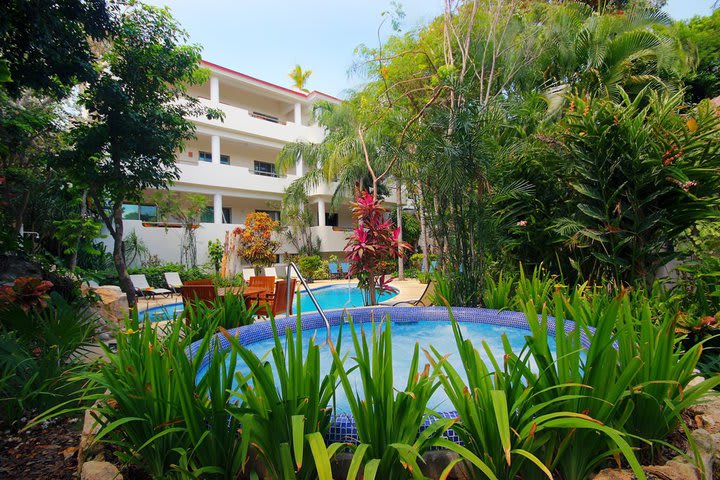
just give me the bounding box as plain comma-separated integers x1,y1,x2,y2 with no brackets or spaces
136,277,428,312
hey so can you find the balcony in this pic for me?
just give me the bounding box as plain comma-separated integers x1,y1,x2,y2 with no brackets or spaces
177,162,297,194
191,98,324,144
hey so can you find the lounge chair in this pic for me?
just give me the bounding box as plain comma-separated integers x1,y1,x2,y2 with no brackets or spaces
340,262,350,277
242,268,255,282
430,260,437,273
328,263,340,279
255,279,297,317
248,276,275,300
392,281,435,307
263,267,277,277
164,272,183,294
130,274,172,298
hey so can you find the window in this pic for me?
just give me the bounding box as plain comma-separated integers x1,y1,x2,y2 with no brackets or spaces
201,206,231,223
122,203,158,222
251,111,280,124
199,151,230,165
253,161,277,177
325,212,339,227
256,209,280,222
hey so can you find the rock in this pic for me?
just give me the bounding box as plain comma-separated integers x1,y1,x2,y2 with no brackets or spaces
691,429,717,478
593,468,636,479
80,461,122,480
88,286,129,338
0,254,42,285
78,407,106,471
645,460,699,480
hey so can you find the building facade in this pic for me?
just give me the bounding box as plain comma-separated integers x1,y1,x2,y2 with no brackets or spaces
111,60,385,267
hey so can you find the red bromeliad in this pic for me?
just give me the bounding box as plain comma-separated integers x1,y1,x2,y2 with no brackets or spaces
344,191,411,305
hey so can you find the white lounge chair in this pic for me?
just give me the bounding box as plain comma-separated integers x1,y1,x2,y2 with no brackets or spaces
263,267,276,277
242,268,255,282
164,272,183,294
130,274,172,298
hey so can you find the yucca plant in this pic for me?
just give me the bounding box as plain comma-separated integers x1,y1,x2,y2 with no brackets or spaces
223,312,341,480
330,315,454,479
519,296,648,480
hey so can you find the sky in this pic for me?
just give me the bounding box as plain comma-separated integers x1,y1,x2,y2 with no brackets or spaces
146,0,716,99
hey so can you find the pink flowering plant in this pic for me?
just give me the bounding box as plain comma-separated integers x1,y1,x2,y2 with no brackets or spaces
344,191,411,305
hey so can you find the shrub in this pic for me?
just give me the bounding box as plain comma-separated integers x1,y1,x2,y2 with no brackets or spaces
297,255,322,282
0,290,97,423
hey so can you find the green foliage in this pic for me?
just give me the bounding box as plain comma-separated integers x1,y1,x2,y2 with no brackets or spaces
182,294,257,341
0,292,97,422
546,89,720,284
207,239,224,273
679,9,720,102
297,255,323,282
330,317,452,479
127,263,208,290
224,312,339,480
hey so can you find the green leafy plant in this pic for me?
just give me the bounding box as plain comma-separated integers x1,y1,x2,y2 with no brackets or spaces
329,316,453,479
297,255,323,282
207,239,224,273
222,312,340,480
183,293,257,341
482,272,515,309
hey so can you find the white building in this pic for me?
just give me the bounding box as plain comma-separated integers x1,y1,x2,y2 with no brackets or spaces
114,60,388,267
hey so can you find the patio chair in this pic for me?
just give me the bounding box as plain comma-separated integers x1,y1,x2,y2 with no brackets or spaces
130,274,172,298
242,268,255,282
181,281,217,309
248,276,275,299
392,281,435,307
274,264,287,279
328,263,340,279
430,260,437,273
256,279,297,317
164,272,183,294
263,267,277,277
340,262,350,277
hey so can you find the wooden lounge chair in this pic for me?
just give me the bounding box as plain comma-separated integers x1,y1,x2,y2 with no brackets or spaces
164,272,183,294
256,279,297,317
130,274,172,298
181,280,216,309
392,281,435,307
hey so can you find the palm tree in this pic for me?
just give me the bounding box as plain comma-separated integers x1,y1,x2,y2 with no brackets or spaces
288,65,312,92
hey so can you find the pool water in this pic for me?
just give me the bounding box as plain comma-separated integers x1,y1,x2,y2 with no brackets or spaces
199,320,553,413
140,283,398,321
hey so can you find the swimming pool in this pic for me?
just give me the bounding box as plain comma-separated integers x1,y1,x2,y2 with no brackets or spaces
190,307,585,444
139,283,398,321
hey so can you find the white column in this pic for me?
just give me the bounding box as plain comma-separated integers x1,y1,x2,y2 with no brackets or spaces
297,154,304,176
213,193,223,224
294,103,302,125
317,200,326,227
211,135,220,164
210,76,219,103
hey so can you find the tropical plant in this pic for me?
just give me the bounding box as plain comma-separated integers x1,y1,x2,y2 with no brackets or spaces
547,88,720,285
329,316,454,479
344,191,410,305
0,291,98,422
223,312,340,480
183,293,256,340
152,191,207,267
207,239,224,273
297,255,322,282
234,212,280,271
288,65,312,92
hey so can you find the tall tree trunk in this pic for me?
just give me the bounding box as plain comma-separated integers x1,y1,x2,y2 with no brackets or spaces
396,179,404,281
69,190,88,271
417,182,430,273
368,271,377,306
111,204,136,307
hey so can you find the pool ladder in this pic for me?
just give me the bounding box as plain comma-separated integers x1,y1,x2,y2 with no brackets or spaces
285,262,333,347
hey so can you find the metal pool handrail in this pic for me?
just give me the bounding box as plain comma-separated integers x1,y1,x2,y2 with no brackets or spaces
286,262,333,346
